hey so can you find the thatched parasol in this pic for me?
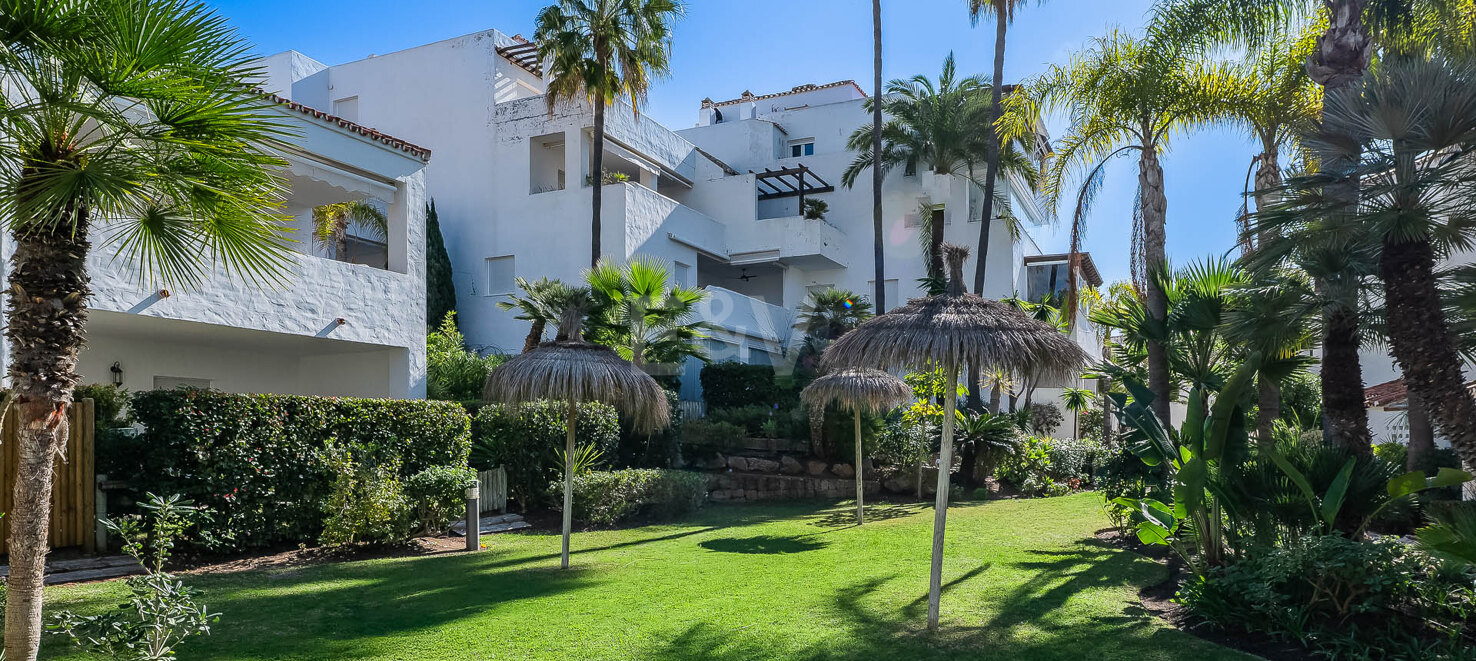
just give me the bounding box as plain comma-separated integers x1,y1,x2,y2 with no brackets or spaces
484,303,669,568
802,369,912,525
820,243,1087,629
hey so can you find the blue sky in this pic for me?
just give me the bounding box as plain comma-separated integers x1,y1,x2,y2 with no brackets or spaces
211,0,1252,286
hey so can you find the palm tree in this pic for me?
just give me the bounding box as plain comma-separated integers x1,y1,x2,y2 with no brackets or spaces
586,257,711,368
0,1,296,656
797,288,875,341
312,199,387,265
872,0,886,313
534,0,684,267
499,277,579,353
1314,57,1476,479
1019,30,1228,421
843,53,1037,276
1061,386,1095,440
967,0,1046,296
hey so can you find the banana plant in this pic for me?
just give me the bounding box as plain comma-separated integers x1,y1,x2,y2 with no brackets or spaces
1104,353,1261,575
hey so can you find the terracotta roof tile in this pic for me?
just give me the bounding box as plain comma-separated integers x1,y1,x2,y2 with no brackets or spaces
266,92,432,162
704,80,866,108
1365,377,1476,408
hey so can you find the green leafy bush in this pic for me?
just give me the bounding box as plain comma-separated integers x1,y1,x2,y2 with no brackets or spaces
75,383,130,427
404,465,478,533
1026,403,1063,436
319,445,411,546
1179,535,1473,659
1374,441,1407,468
49,494,218,660
699,362,777,409
554,469,707,525
427,312,505,401
679,419,746,447
472,401,619,510
122,390,471,552
998,437,1097,496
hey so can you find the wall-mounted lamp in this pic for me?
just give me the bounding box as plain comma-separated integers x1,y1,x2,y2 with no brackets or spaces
109,361,124,386
158,289,171,299
335,318,347,326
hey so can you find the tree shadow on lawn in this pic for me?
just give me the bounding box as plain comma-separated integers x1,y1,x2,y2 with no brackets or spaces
808,502,927,529
699,534,830,554
645,538,1227,661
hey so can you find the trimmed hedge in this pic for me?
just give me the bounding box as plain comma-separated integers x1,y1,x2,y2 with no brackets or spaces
554,469,707,525
699,362,777,409
472,401,620,510
125,389,471,552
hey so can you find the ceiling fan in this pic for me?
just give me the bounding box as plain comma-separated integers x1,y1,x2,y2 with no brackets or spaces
731,268,757,282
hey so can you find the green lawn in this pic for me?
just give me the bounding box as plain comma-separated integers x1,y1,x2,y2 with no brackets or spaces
38,493,1251,660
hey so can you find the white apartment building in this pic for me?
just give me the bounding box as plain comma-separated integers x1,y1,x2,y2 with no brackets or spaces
2,92,434,398
253,29,1100,405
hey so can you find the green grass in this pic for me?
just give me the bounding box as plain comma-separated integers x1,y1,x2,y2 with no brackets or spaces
37,493,1250,660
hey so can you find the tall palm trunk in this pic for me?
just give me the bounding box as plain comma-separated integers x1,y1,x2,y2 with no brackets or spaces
590,101,607,267
1381,238,1476,483
1254,148,1283,446
1138,145,1172,423
1309,0,1374,454
973,8,1008,296
928,206,945,277
4,178,91,659
1405,388,1435,474
872,0,886,314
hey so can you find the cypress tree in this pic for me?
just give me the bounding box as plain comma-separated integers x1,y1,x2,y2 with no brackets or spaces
425,199,457,327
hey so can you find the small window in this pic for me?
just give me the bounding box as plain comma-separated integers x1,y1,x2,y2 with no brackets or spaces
674,262,691,288
903,213,920,228
867,279,901,311
789,140,815,158
486,256,515,295
333,96,359,123
154,376,211,390
747,346,773,367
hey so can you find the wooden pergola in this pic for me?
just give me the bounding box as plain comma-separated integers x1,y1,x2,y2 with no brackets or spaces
752,164,834,209
497,42,542,77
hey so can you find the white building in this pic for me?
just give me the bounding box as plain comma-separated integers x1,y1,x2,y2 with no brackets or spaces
2,92,434,398
252,29,1100,405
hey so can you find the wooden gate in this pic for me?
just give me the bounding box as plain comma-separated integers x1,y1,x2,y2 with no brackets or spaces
0,399,96,553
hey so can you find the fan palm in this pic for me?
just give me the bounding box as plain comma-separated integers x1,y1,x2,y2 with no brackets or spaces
1222,269,1320,445
0,1,296,655
967,0,1046,295
1061,386,1095,439
586,257,711,368
498,277,580,353
1314,56,1476,477
312,199,387,264
842,53,1037,277
534,0,684,267
796,288,874,341
1014,30,1230,421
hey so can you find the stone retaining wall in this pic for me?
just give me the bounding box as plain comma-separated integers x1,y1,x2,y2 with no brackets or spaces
705,471,881,502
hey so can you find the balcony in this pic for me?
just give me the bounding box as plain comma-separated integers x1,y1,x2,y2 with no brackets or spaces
726,215,846,270
697,286,797,345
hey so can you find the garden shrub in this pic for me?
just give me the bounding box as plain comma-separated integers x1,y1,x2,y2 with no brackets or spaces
680,419,746,447
122,389,471,552
319,445,411,546
554,469,708,525
997,437,1098,497
1374,441,1406,468
427,312,505,401
403,465,478,533
617,388,683,468
472,401,619,510
1026,402,1063,436
699,362,777,409
1179,535,1473,659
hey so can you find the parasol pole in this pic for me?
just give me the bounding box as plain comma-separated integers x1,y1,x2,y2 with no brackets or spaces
927,360,959,630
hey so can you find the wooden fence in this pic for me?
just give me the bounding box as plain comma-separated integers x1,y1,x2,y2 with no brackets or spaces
0,399,96,553
476,467,508,514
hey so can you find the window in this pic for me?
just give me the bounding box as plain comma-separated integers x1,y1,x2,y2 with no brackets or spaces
747,346,773,367
789,140,815,158
485,256,516,295
867,279,900,311
903,213,920,228
674,262,691,288
1026,263,1070,304
332,96,359,123
932,206,947,227
154,376,211,390
707,339,738,362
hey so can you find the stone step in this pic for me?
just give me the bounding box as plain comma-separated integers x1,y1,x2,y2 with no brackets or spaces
449,513,528,536
1,555,139,579
44,564,145,585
